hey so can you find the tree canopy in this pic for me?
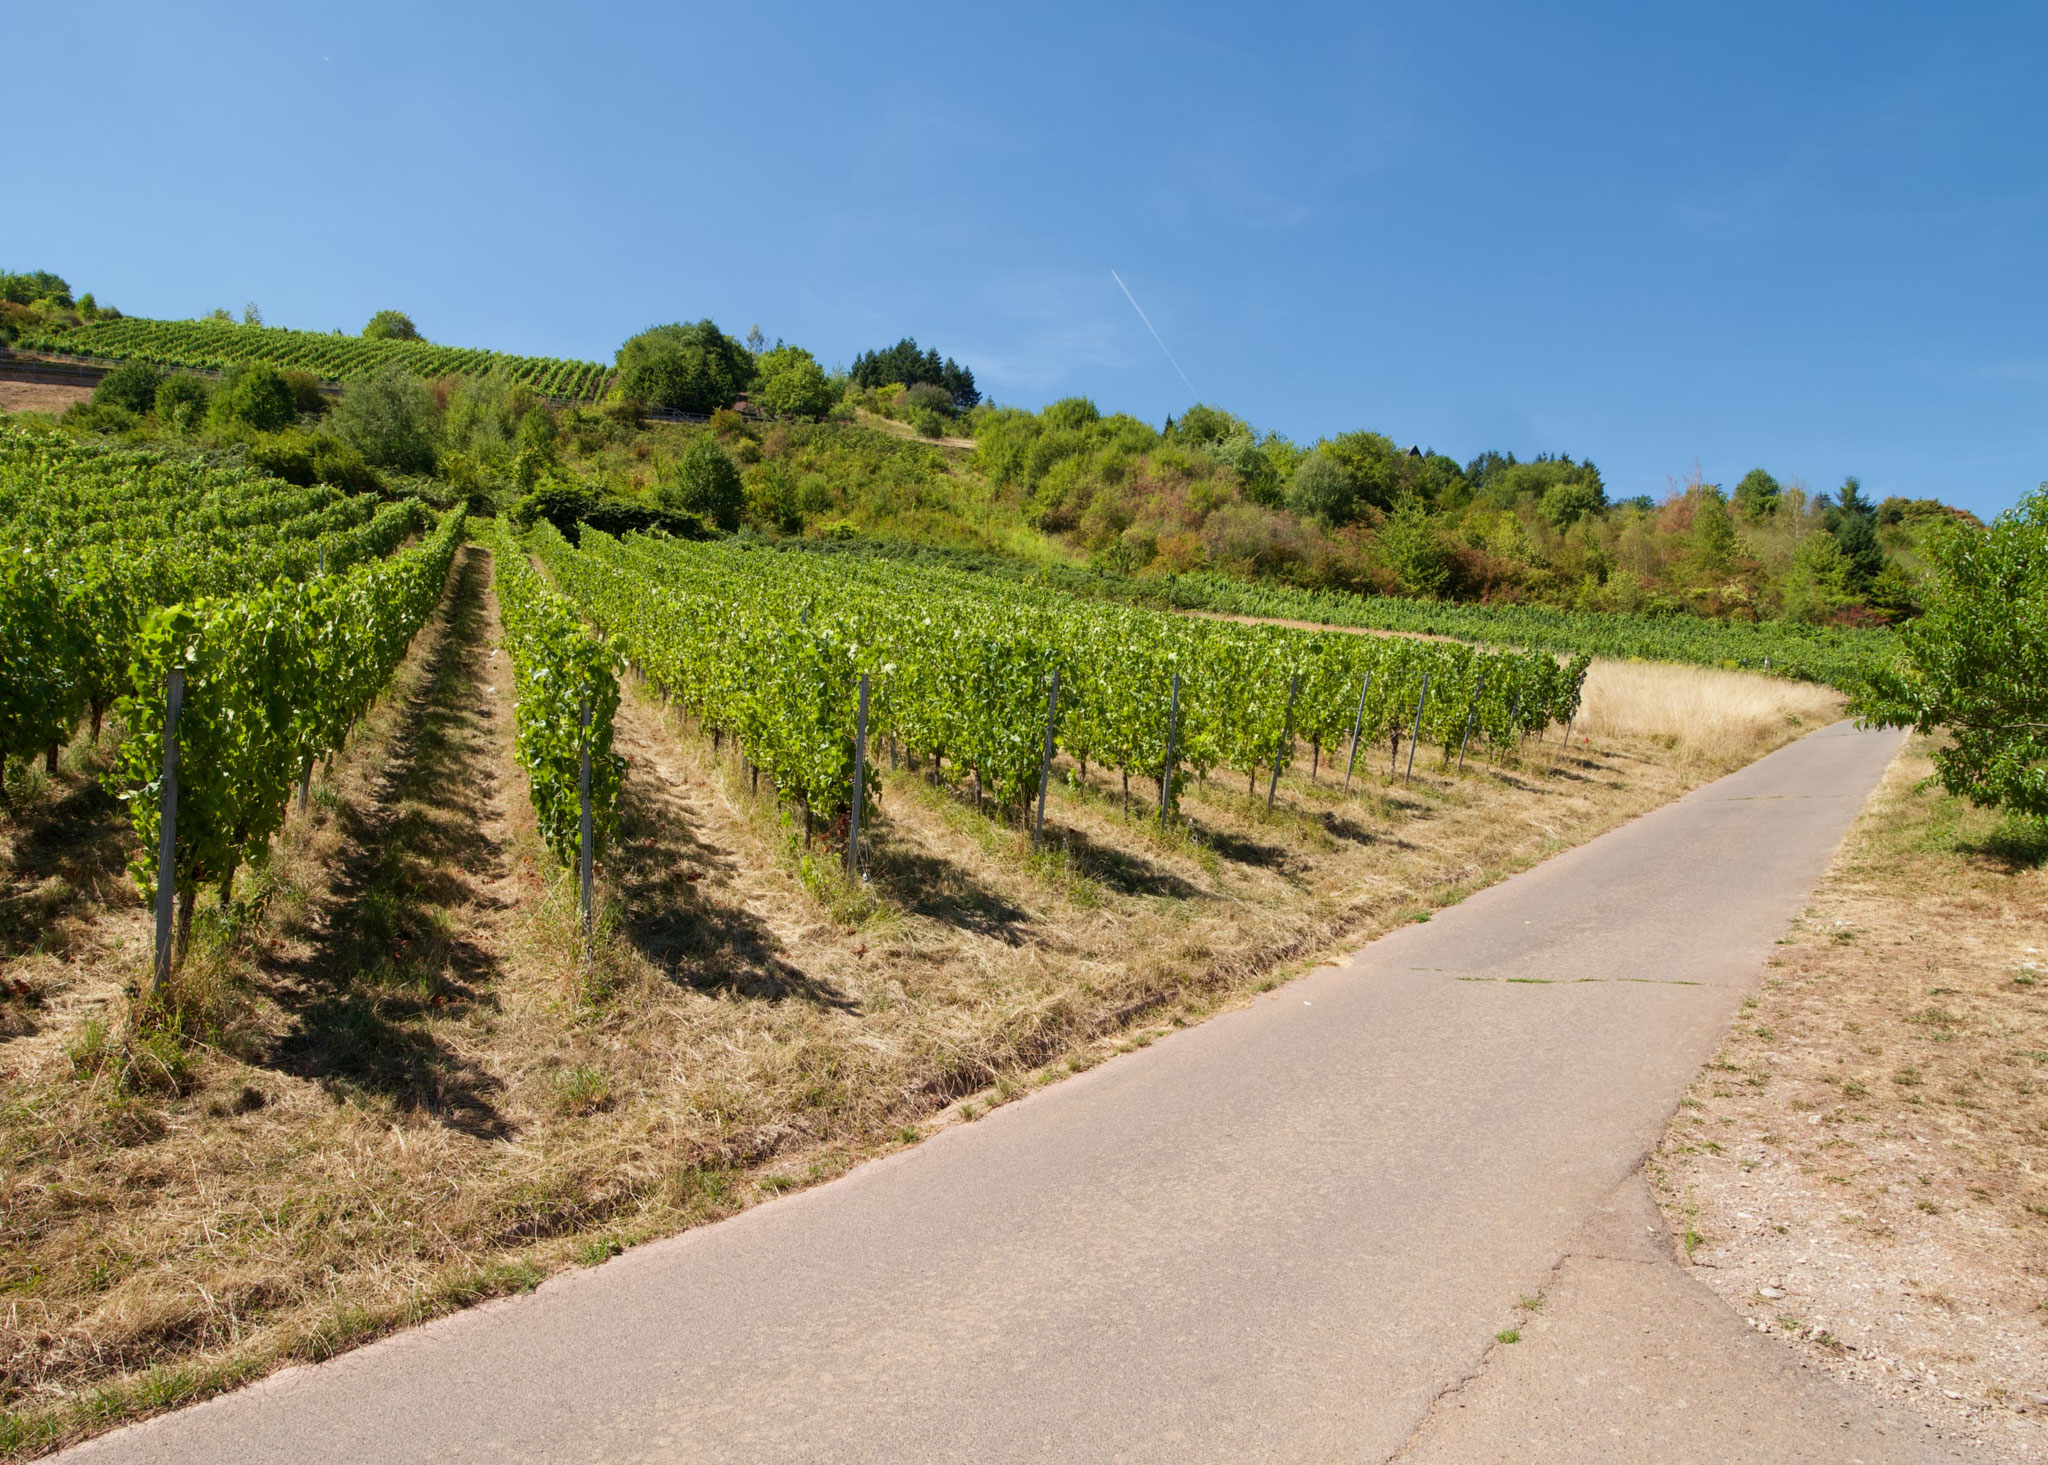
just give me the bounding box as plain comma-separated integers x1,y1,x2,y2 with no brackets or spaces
363,309,421,341
1854,487,2048,817
753,345,836,419
616,321,754,415
848,337,979,409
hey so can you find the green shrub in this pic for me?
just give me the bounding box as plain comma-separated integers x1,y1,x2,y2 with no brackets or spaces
330,366,439,473
1289,450,1353,524
60,400,140,435
513,479,709,543
282,368,329,416
1854,486,2048,817
91,359,163,416
209,362,298,433
249,432,383,493
154,373,211,433
654,434,745,530
0,270,70,307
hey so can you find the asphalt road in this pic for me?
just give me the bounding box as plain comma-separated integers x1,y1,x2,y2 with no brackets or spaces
68,722,1923,1464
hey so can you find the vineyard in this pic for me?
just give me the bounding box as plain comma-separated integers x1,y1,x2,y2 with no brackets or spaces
0,428,467,974
533,525,1591,839
1,425,1849,1457
11,317,611,401
779,537,1893,688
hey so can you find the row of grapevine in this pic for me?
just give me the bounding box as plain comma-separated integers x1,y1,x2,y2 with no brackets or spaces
14,318,611,401
120,509,467,945
528,526,1588,830
782,538,1890,688
478,519,625,865
0,430,428,780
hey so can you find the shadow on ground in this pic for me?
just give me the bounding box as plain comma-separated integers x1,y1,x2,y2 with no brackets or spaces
257,548,512,1138
608,748,858,1010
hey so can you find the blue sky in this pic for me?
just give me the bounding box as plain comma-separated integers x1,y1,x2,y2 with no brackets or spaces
8,1,2044,517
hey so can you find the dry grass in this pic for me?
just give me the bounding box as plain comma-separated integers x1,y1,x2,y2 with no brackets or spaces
0,386,88,417
1652,737,2048,1461
0,555,1830,1457
1577,659,1844,769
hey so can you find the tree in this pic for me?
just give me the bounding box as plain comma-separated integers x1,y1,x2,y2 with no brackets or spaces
1288,450,1354,524
1733,468,1781,519
208,362,298,432
330,366,440,472
1689,488,1739,565
753,345,836,418
1374,497,1453,598
92,360,164,416
512,406,559,490
656,435,744,531
616,321,754,415
242,301,264,326
1853,487,2048,817
1835,512,1886,591
0,270,71,306
1322,431,1407,514
364,310,421,341
1540,478,1605,530
848,337,979,408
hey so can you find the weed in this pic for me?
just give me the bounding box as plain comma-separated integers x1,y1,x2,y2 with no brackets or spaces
553,1064,612,1116
1495,1328,1520,1344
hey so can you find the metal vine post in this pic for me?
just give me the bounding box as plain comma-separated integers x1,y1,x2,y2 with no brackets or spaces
150,666,184,996
1159,671,1181,832
1342,673,1372,794
1266,674,1300,811
1404,673,1431,784
1033,669,1060,850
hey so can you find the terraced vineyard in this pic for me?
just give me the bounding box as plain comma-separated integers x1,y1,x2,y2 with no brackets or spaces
13,317,610,400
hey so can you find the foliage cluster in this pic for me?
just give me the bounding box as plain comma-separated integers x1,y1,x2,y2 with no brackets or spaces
849,337,979,409
121,509,467,939
1854,486,2048,816
480,517,625,864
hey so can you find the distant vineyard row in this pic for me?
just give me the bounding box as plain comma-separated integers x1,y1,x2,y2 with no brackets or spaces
779,538,1894,688
12,318,611,401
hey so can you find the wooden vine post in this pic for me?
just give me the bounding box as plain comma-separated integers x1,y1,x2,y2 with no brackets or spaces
1404,673,1431,785
1343,673,1372,794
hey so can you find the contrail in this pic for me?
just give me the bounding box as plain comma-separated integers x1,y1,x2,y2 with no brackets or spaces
1111,270,1196,400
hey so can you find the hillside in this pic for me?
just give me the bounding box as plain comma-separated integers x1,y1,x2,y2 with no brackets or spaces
1,266,1963,679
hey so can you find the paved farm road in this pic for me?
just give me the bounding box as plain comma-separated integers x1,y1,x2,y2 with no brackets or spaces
72,723,1964,1463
